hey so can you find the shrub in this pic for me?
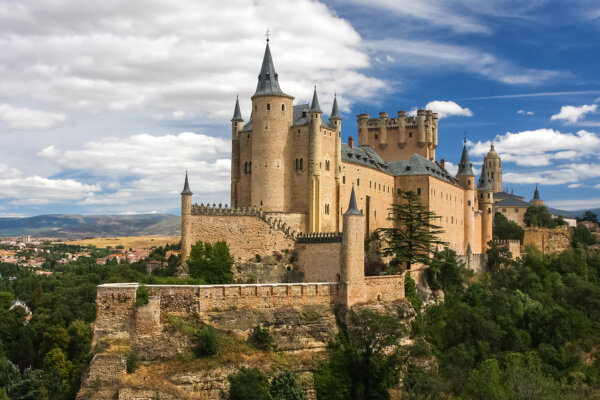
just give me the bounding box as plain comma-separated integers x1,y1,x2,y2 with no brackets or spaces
228,368,271,400
405,272,422,313
126,352,138,374
270,371,307,400
135,284,150,307
255,254,262,262
250,325,274,351
194,326,220,357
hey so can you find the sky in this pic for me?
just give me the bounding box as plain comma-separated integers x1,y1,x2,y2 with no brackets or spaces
0,0,599,217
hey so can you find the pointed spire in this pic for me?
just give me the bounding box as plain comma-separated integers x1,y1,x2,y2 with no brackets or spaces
330,92,340,119
456,142,474,176
231,95,243,122
533,184,540,200
254,40,288,97
181,171,193,195
345,186,361,215
309,85,322,114
477,162,492,191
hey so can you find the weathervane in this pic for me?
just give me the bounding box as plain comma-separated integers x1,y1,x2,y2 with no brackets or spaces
265,28,270,42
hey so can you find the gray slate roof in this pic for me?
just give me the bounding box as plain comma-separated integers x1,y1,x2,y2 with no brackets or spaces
254,42,290,97
494,191,524,201
309,88,322,113
293,103,332,128
330,95,340,119
341,144,388,171
345,187,361,215
181,172,193,195
232,97,243,122
456,144,474,176
495,197,531,208
477,162,492,190
388,154,457,184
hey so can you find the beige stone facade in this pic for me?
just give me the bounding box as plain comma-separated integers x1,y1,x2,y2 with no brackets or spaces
182,41,498,279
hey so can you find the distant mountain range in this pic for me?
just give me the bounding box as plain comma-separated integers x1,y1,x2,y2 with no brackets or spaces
0,214,181,238
548,208,600,219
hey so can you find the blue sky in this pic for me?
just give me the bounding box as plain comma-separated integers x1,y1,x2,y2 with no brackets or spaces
0,0,599,216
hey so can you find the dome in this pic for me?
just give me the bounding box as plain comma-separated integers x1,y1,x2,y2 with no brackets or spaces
485,143,500,159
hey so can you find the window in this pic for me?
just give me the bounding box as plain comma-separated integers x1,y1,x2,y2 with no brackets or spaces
325,160,330,171
488,208,492,214
409,132,413,137
302,111,307,118
254,105,257,111
375,134,378,139
369,181,372,188
417,188,421,195
300,158,303,170
297,129,301,135
325,204,330,215
282,104,285,111
379,184,381,191
244,162,248,174
266,103,270,110
295,159,299,170
357,178,360,186
247,134,250,138
502,208,507,213
515,208,519,213
468,201,471,206
343,176,346,184
248,162,252,174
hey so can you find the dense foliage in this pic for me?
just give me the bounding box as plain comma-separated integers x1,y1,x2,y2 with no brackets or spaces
403,243,600,399
314,309,408,400
187,240,234,284
524,205,564,228
377,190,446,271
493,212,524,241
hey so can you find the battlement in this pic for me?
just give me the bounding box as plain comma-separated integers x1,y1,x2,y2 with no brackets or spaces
492,239,521,245
191,203,301,241
366,115,419,129
296,232,342,244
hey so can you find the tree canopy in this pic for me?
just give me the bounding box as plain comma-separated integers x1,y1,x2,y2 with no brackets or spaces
493,212,524,241
376,190,446,271
187,240,234,284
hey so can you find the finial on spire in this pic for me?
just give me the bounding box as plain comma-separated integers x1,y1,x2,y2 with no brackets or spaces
464,132,467,144
265,28,270,42
181,171,193,195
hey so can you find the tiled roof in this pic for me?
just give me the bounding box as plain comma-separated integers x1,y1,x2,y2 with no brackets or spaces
495,197,531,207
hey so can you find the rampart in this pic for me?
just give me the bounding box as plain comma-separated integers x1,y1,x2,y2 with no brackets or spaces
524,226,572,254
188,204,300,261
493,239,522,259
296,233,343,282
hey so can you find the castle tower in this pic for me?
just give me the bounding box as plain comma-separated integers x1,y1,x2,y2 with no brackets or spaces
250,39,294,211
308,87,322,232
397,110,407,148
456,141,475,254
530,184,544,206
417,109,427,148
357,113,369,146
477,162,494,252
180,172,193,271
484,144,502,193
378,112,389,148
231,96,243,207
329,94,342,231
341,187,365,306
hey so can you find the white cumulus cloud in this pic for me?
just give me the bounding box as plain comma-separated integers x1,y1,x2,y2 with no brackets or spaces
425,100,473,119
551,104,597,124
0,0,383,121
0,104,66,130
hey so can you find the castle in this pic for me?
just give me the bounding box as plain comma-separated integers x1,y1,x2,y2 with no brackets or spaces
182,39,503,267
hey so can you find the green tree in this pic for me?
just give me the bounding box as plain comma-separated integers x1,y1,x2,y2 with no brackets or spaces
314,309,408,400
377,190,446,271
228,368,271,400
270,371,307,400
581,210,598,224
188,241,233,284
41,348,73,399
426,248,468,293
573,224,596,247
493,212,524,241
524,206,557,228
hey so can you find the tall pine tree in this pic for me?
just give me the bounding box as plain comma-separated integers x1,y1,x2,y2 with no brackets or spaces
377,190,446,271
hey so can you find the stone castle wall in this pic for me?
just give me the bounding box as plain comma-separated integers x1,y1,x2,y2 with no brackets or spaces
524,226,572,254
188,205,297,261
295,233,343,282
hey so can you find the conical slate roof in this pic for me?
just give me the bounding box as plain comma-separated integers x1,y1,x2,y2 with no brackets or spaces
181,172,193,195
330,94,340,119
309,87,321,113
231,96,243,122
477,162,492,191
345,186,361,215
533,184,540,200
254,42,288,97
456,143,474,177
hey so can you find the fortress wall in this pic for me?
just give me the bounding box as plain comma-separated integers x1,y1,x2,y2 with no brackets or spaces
473,213,482,254
364,275,405,302
134,296,161,335
264,212,307,232
296,241,342,282
425,176,466,254
94,284,137,335
524,226,571,254
189,214,294,261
